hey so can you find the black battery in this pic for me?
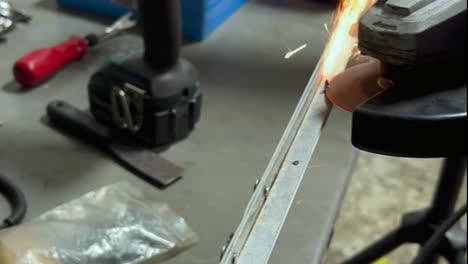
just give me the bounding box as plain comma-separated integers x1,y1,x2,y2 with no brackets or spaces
88,0,202,148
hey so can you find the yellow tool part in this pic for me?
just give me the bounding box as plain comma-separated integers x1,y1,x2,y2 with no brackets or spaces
372,257,389,264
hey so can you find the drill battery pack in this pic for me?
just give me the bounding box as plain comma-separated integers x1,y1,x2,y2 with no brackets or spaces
88,54,202,148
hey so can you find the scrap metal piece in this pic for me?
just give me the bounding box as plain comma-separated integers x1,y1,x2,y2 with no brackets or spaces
109,143,183,187
46,100,182,188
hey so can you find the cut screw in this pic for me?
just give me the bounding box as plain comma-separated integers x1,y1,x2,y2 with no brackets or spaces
253,179,260,191
231,253,238,264
263,186,270,197
292,160,300,166
220,245,227,261
220,233,235,261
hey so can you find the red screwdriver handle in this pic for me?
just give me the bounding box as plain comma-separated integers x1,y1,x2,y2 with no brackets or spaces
13,36,89,88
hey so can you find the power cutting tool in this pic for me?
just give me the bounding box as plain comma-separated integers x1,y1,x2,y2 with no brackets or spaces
326,0,466,113
359,0,466,86
344,1,467,263
352,0,467,157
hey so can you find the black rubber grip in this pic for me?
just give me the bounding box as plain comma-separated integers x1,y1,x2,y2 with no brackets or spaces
138,0,181,70
47,100,112,145
0,174,27,229
85,33,99,47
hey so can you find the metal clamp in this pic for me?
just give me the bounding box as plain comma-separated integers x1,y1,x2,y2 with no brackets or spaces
111,83,145,133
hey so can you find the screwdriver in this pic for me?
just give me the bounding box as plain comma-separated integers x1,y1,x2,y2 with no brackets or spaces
13,12,137,88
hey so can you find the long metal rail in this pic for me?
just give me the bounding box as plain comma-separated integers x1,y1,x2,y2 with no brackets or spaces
220,57,337,264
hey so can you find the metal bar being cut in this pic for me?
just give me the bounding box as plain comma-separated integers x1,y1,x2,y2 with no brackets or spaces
219,58,333,264
220,1,375,263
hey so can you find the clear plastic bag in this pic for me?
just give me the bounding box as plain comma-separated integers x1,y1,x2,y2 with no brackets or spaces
0,182,198,264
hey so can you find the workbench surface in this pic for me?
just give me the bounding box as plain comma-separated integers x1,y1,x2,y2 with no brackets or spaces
0,1,355,263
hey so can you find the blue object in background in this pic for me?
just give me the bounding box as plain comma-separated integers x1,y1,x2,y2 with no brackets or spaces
56,0,246,41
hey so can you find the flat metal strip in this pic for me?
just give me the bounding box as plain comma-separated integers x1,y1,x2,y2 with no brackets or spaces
220,58,331,263
237,83,331,264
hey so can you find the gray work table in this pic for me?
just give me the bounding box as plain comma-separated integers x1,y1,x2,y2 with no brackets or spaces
0,1,355,263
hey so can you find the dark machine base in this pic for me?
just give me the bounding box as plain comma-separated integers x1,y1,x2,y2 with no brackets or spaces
352,84,466,158
345,82,467,263
344,212,467,264
343,156,467,264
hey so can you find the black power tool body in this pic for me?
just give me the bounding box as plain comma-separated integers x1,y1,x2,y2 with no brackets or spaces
88,0,202,148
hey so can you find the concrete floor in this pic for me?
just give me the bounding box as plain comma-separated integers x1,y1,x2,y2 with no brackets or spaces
327,151,467,264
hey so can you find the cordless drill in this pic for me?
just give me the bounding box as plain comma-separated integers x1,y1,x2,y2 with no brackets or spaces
88,0,202,148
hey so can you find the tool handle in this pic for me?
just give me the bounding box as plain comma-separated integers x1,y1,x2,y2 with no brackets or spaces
0,174,27,229
47,100,112,145
138,0,181,70
14,36,89,88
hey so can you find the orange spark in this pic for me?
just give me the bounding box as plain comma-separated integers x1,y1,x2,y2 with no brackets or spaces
321,0,376,79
